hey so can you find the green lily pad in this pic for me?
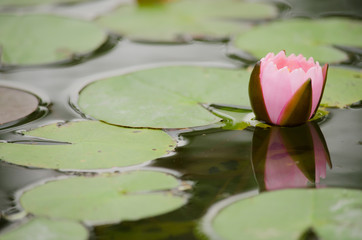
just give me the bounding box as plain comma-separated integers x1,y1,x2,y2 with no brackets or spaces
78,66,251,129
96,0,277,42
0,217,88,240
234,18,362,63
322,67,362,107
0,87,39,125
0,121,175,170
78,65,360,129
0,14,107,65
0,0,90,7
20,171,187,225
209,107,252,130
208,188,362,240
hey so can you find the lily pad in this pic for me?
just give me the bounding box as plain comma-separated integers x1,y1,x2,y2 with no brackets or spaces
234,18,362,63
96,0,277,42
322,67,362,107
208,188,362,240
0,87,39,126
78,65,360,129
0,121,175,170
0,0,90,7
20,171,187,225
0,217,88,240
78,66,251,128
0,14,107,65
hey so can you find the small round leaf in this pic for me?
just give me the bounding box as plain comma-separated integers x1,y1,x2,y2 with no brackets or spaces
0,217,88,240
0,121,175,170
96,0,277,42
234,18,362,63
0,14,107,65
78,66,251,128
20,171,187,225
207,188,362,240
0,87,39,126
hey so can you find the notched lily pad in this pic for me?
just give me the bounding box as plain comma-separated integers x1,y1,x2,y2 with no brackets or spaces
0,14,107,66
234,18,362,63
0,217,88,240
78,66,251,129
0,87,39,126
95,0,277,42
0,121,175,170
206,188,362,240
20,171,188,225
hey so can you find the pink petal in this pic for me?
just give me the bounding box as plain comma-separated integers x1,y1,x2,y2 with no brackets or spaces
306,64,324,117
261,52,276,63
289,68,309,94
296,54,305,61
272,51,288,70
260,62,293,124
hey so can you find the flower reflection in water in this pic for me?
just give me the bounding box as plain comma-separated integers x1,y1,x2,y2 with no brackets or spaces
251,122,332,191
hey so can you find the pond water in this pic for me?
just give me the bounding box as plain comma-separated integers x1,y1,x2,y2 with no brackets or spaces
0,0,361,239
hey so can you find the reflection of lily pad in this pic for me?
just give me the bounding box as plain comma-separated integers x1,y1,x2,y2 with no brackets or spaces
322,67,362,107
20,171,187,225
0,121,175,170
234,18,362,63
208,188,362,240
0,14,106,65
96,0,277,42
0,0,90,7
0,217,88,240
0,87,39,126
78,66,250,128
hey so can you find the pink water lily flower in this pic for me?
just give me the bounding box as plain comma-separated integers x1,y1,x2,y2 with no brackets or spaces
249,51,329,126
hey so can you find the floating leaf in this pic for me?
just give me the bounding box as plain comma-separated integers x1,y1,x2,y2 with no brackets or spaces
96,0,277,42
210,108,251,130
78,65,359,129
0,217,88,240
0,14,107,65
0,121,175,170
234,18,362,63
78,66,251,128
0,0,90,7
0,87,39,126
20,171,187,225
322,67,362,107
208,188,362,240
